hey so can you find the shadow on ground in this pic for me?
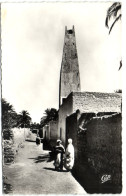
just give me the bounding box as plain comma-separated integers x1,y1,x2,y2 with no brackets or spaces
43,167,69,172
43,167,56,171
29,154,51,163
25,139,36,143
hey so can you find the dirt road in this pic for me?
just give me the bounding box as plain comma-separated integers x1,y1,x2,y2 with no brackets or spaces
3,137,86,194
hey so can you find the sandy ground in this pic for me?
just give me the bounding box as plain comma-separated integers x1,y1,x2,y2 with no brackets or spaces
3,135,86,194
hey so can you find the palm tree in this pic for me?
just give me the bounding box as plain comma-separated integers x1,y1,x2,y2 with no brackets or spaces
105,2,122,70
18,110,31,128
2,98,19,140
40,108,58,127
2,98,18,129
105,2,121,34
44,108,58,122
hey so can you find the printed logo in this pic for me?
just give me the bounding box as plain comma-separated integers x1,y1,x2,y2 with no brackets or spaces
101,174,111,183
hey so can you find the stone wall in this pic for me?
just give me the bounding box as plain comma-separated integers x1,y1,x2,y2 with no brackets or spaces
66,112,122,193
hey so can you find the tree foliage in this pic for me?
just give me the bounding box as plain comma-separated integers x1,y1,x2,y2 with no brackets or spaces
2,99,32,141
2,98,18,129
105,2,122,71
30,122,41,130
18,110,31,128
114,89,122,93
105,2,121,34
40,108,58,127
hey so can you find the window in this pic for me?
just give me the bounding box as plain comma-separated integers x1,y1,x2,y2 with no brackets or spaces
68,30,73,34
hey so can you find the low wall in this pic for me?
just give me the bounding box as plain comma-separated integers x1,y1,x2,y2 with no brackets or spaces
12,128,31,151
3,128,31,164
3,140,15,164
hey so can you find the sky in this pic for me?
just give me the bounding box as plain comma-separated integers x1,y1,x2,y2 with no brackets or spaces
1,2,122,123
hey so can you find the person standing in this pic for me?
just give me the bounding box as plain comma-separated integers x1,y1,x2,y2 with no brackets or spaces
36,134,40,145
64,138,74,171
54,139,65,171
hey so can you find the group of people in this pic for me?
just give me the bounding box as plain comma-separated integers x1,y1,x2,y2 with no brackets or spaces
53,138,74,171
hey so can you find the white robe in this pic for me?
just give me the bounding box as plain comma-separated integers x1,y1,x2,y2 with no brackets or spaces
64,143,74,170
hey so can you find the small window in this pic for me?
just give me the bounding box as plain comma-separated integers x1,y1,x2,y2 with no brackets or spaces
73,43,74,45
68,30,73,34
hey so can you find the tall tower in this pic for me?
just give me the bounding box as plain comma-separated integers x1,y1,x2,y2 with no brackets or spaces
59,26,81,106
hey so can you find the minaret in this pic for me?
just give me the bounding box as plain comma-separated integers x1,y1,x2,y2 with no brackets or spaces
59,26,81,106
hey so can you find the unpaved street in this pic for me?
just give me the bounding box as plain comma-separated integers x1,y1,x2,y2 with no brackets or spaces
3,137,86,194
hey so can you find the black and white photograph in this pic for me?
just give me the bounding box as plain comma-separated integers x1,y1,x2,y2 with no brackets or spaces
1,0,123,194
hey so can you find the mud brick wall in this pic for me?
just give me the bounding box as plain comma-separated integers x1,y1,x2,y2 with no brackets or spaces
73,92,122,113
66,112,122,193
58,92,121,145
86,114,122,184
76,113,122,193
